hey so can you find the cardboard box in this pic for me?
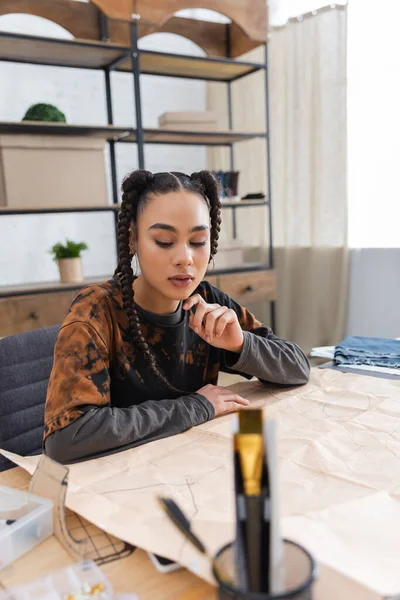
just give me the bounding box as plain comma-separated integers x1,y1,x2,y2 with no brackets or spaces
158,111,219,132
0,134,108,208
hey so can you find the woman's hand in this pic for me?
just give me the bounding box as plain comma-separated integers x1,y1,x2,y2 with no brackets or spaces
183,294,244,353
197,384,249,416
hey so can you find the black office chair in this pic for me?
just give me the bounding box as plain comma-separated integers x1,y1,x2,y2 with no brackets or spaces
0,325,60,472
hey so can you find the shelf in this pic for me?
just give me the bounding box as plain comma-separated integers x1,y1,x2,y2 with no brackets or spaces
0,276,110,298
221,200,268,208
0,32,129,71
0,121,131,140
0,203,267,215
0,205,120,216
0,201,267,217
142,129,266,145
129,50,265,82
124,129,266,146
0,32,264,82
211,264,273,276
0,13,273,324
0,122,266,146
0,266,272,298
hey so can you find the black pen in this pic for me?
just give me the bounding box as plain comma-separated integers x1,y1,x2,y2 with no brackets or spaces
158,496,230,585
158,496,206,555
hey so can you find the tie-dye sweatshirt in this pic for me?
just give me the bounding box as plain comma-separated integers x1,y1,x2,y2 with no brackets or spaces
44,277,310,463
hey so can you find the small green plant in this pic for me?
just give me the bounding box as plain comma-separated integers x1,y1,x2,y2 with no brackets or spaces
50,240,88,262
22,103,67,123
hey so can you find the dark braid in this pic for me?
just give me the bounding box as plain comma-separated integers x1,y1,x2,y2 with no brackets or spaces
114,169,222,392
191,170,222,259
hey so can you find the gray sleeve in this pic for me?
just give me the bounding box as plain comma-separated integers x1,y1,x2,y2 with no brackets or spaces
224,331,310,386
44,393,214,464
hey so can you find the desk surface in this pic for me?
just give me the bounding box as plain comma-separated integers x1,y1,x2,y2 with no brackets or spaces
0,373,242,599
0,466,215,600
1,369,396,600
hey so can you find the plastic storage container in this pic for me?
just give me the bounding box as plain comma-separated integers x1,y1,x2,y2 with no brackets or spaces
0,561,138,600
0,485,53,570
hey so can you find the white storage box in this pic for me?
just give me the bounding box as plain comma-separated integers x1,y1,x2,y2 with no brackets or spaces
0,134,108,208
158,111,219,131
213,247,244,270
0,485,53,570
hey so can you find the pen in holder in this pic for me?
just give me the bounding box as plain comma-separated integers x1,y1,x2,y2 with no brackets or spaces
158,496,316,600
231,411,317,599
158,411,317,600
212,539,316,600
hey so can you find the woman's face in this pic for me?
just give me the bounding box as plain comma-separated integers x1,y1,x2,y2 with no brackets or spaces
134,190,211,308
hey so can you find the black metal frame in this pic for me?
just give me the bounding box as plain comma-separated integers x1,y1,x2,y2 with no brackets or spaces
264,43,275,329
130,21,145,169
0,14,275,330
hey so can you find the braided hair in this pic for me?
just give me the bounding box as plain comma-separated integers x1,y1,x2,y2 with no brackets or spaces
114,170,222,391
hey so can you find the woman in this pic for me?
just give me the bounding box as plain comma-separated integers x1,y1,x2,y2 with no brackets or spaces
44,170,309,463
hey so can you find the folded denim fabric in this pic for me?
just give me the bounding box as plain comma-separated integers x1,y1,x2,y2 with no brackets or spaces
334,336,400,368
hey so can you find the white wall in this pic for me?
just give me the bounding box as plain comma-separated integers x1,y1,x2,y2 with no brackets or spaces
346,249,400,338
0,14,207,286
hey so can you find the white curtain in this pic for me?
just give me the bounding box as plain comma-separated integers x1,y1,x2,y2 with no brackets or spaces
208,6,348,352
270,7,348,352
268,0,347,26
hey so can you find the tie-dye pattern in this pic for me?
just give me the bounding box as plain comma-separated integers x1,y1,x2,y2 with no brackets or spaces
44,279,264,440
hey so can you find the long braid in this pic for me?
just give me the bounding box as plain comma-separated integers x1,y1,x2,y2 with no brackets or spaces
114,168,222,393
116,170,177,391
191,171,222,259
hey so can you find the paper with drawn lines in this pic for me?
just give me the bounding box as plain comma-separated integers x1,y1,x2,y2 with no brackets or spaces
2,368,400,598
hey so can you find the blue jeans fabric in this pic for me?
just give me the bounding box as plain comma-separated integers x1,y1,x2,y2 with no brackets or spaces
334,336,400,368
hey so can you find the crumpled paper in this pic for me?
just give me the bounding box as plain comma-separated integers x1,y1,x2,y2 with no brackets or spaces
2,369,400,597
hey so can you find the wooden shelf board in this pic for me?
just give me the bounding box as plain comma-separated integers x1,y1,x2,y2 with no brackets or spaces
0,266,273,298
0,32,129,70
221,200,268,208
119,129,266,145
0,121,131,140
0,32,264,82
143,129,265,145
0,205,120,215
211,264,273,276
0,276,111,298
0,122,266,146
119,50,264,81
0,203,267,215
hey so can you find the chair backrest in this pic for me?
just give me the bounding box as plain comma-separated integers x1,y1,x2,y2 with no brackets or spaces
0,325,60,472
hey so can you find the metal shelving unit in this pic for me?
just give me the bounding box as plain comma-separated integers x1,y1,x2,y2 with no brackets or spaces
0,16,274,327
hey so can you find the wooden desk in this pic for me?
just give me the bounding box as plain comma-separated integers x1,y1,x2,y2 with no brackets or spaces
0,467,216,600
0,373,243,598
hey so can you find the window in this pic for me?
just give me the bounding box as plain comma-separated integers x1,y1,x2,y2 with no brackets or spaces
348,0,400,247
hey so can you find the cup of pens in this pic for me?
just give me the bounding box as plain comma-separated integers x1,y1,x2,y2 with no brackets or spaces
159,410,317,599
212,539,316,600
212,410,317,600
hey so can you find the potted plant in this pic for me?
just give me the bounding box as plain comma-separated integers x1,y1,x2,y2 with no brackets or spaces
50,240,88,283
22,103,67,122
